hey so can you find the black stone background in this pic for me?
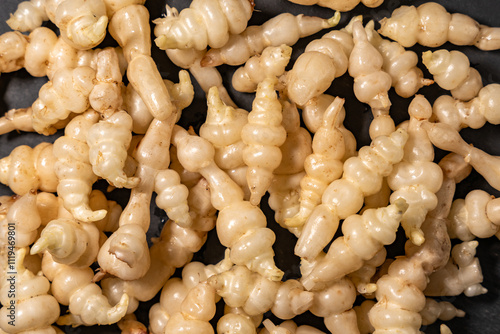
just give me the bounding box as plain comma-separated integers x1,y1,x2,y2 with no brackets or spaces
0,0,499,333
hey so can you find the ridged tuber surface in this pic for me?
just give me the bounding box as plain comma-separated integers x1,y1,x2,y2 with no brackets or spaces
102,178,217,315
284,16,357,106
425,240,488,297
32,66,96,135
207,265,314,319
153,0,254,51
286,0,384,12
378,2,500,50
241,78,287,205
299,199,408,291
98,112,178,281
349,20,394,140
201,12,340,67
387,95,443,245
292,128,408,262
232,44,293,93
431,84,500,130
422,49,483,102
172,125,284,281
364,20,433,98
286,97,346,227
0,248,60,334
87,110,140,189
41,252,129,327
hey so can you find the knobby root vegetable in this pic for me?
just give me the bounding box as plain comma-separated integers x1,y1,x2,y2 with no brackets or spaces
286,97,346,227
53,110,106,222
349,20,394,140
41,252,129,327
292,128,408,262
422,49,483,102
286,0,384,12
154,0,254,51
378,2,500,50
425,240,488,297
431,84,500,130
241,78,287,205
171,125,284,281
102,177,217,315
284,16,358,106
201,11,340,67
0,248,60,334
232,44,292,93
364,20,433,98
387,95,443,245
98,112,179,281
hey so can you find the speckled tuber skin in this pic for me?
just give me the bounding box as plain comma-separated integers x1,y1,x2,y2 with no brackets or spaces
201,12,340,68
422,49,483,102
171,125,284,281
292,128,408,262
378,2,500,50
0,142,57,196
102,177,217,315
0,248,60,334
241,78,287,205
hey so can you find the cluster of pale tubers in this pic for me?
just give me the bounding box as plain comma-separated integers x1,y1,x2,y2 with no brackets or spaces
0,0,499,333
